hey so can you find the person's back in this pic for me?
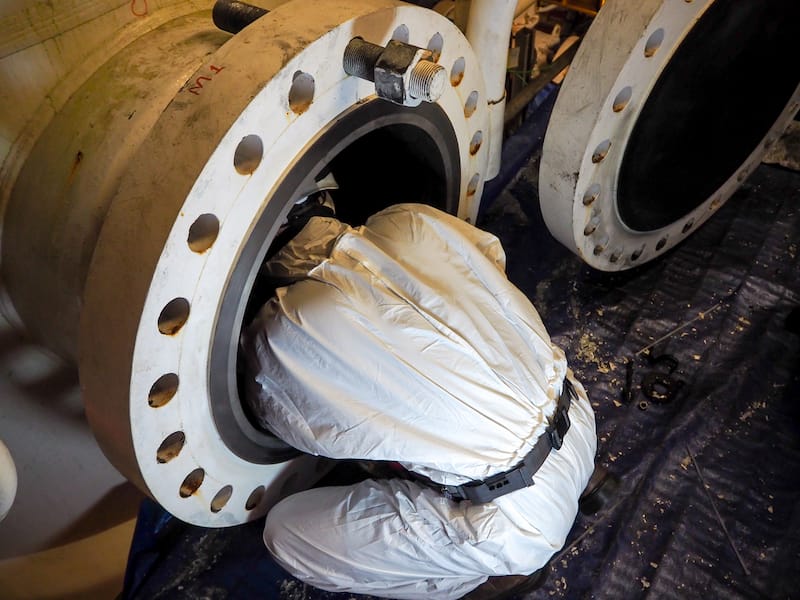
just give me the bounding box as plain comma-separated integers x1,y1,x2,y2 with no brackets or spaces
241,203,597,599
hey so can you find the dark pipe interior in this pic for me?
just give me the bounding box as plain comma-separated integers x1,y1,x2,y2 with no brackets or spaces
617,0,800,232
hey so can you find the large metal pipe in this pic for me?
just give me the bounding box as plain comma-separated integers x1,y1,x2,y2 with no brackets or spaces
0,0,489,527
539,0,800,271
465,0,517,180
1,14,230,361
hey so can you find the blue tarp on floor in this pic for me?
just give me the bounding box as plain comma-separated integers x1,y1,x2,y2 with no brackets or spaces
123,134,800,599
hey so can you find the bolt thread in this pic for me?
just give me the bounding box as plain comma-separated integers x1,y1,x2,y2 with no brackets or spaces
212,0,268,34
408,60,446,102
343,38,382,82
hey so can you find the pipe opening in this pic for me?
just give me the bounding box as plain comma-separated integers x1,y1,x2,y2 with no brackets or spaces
617,0,800,232
209,100,461,463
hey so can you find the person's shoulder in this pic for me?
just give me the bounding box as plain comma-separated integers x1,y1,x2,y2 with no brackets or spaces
365,203,482,241
367,203,454,225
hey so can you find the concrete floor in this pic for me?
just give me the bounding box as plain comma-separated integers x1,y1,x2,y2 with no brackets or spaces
0,314,142,598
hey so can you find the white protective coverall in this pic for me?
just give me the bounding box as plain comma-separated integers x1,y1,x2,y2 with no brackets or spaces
241,204,596,599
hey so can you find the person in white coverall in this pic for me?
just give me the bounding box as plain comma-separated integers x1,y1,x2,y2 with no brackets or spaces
241,203,597,599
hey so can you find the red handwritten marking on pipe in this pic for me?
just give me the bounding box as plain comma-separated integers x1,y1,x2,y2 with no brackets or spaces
130,0,148,17
188,76,212,95
187,66,226,95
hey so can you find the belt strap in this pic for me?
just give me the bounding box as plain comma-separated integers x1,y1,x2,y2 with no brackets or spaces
438,379,575,504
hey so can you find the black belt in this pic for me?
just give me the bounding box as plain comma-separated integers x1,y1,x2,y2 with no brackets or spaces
433,378,575,504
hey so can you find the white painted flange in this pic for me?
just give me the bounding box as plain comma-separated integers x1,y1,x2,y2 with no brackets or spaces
0,439,17,523
539,0,800,271
80,0,488,527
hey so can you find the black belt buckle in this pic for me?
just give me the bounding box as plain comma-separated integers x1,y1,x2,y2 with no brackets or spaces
548,406,570,450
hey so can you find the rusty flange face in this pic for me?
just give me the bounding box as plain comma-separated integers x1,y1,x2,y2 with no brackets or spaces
540,0,800,271
80,0,488,526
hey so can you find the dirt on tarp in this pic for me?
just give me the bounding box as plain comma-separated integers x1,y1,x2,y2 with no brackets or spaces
763,121,800,172
123,160,800,600
480,161,800,600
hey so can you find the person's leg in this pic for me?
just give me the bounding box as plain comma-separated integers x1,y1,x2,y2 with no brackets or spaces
264,478,488,600
263,381,597,600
